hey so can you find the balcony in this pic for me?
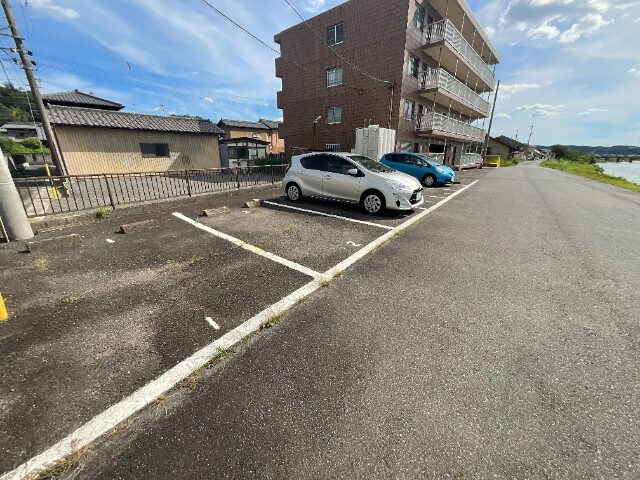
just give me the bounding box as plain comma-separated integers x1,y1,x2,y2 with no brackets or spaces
415,112,485,143
423,19,496,92
419,68,491,119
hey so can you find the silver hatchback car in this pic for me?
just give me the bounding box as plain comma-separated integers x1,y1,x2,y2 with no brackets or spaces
282,152,424,215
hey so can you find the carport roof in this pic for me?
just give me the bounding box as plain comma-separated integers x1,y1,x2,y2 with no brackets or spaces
48,106,224,135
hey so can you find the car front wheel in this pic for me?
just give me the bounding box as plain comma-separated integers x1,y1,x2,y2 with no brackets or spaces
286,183,302,202
422,174,437,187
362,192,384,215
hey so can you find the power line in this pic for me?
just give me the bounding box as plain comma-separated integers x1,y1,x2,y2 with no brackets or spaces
197,0,310,73
35,53,275,103
283,0,391,84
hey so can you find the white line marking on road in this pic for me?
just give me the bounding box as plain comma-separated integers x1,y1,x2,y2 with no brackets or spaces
172,213,320,279
2,180,480,480
262,201,395,230
425,195,446,199
205,317,220,330
346,241,362,247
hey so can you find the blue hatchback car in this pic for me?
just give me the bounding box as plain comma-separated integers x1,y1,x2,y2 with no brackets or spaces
380,152,455,187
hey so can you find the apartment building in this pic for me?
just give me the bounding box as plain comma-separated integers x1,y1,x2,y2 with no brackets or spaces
274,0,499,166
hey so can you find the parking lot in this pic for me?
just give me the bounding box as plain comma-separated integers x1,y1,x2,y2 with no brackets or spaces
0,167,488,476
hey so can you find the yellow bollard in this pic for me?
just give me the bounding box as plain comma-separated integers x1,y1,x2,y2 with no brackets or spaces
0,292,8,322
45,163,58,199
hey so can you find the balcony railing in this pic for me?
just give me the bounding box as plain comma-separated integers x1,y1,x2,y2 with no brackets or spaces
423,19,496,88
420,68,491,116
416,112,486,142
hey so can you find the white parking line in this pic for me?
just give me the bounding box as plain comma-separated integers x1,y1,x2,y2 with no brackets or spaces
172,213,320,279
262,201,395,230
4,180,479,480
425,195,446,199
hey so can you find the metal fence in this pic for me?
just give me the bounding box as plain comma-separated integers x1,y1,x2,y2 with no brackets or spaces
14,165,287,218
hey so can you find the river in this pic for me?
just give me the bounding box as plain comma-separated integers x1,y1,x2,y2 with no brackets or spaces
597,162,640,185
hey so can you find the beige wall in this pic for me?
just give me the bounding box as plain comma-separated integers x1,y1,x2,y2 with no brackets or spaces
55,126,221,175
488,138,511,160
223,127,269,143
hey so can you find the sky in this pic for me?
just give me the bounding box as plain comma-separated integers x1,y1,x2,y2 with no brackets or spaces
1,0,639,147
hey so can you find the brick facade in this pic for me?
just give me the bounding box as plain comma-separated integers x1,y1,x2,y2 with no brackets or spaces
275,0,498,161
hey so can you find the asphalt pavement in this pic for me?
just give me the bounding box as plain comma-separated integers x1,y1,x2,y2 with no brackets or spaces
9,163,640,478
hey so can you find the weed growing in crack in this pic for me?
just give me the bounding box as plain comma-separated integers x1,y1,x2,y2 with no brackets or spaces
96,207,113,219
35,257,48,271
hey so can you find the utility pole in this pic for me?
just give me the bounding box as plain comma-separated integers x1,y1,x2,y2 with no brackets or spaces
526,124,534,160
1,0,65,175
481,79,500,160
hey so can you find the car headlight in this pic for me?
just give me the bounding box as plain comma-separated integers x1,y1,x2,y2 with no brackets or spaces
385,179,410,190
435,167,448,174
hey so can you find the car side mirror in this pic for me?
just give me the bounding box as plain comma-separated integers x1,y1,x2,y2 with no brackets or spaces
347,168,359,176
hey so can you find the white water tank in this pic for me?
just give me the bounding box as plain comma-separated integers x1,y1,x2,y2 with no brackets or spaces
353,125,396,161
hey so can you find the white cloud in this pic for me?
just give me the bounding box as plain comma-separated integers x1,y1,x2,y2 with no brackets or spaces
532,109,561,117
526,23,560,40
192,71,200,75
514,103,563,111
494,113,512,118
558,14,614,44
203,97,214,103
305,0,325,13
629,68,640,77
500,83,540,96
634,16,640,22
578,108,609,115
497,0,619,44
30,0,79,19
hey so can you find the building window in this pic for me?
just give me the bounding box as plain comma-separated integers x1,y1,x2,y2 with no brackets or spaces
413,3,425,31
400,141,412,152
327,22,344,46
252,133,262,138
326,143,341,152
140,143,170,158
327,67,343,87
404,100,415,121
327,106,342,124
408,54,420,78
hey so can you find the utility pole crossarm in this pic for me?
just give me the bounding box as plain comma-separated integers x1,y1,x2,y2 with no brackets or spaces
1,0,65,175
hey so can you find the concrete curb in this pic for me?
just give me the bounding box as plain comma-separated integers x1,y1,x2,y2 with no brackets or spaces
26,233,82,253
28,183,281,232
119,220,158,234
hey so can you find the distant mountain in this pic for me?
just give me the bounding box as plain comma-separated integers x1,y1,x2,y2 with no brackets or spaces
536,145,640,156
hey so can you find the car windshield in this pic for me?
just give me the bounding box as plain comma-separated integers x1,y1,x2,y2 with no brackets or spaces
419,154,443,166
348,155,393,172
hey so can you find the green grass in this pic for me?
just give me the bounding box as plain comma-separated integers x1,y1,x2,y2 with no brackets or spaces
96,206,113,219
542,159,640,193
62,296,78,303
500,158,524,167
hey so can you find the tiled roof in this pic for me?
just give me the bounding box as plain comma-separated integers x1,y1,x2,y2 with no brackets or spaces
218,119,270,130
259,118,280,130
1,122,40,130
42,90,124,110
48,107,224,135
493,135,528,150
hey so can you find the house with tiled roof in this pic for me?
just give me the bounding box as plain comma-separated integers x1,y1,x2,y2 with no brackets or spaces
217,118,285,156
45,90,224,175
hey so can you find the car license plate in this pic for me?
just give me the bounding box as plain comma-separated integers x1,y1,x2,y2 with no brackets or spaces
416,192,422,200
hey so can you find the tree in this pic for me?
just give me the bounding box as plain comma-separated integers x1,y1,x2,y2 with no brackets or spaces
21,137,44,150
0,81,39,124
551,144,570,159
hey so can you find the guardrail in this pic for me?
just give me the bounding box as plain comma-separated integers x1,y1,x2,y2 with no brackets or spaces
420,68,491,116
416,112,486,142
14,165,287,218
423,19,496,88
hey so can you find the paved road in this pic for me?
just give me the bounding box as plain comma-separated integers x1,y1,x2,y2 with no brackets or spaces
61,164,640,478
